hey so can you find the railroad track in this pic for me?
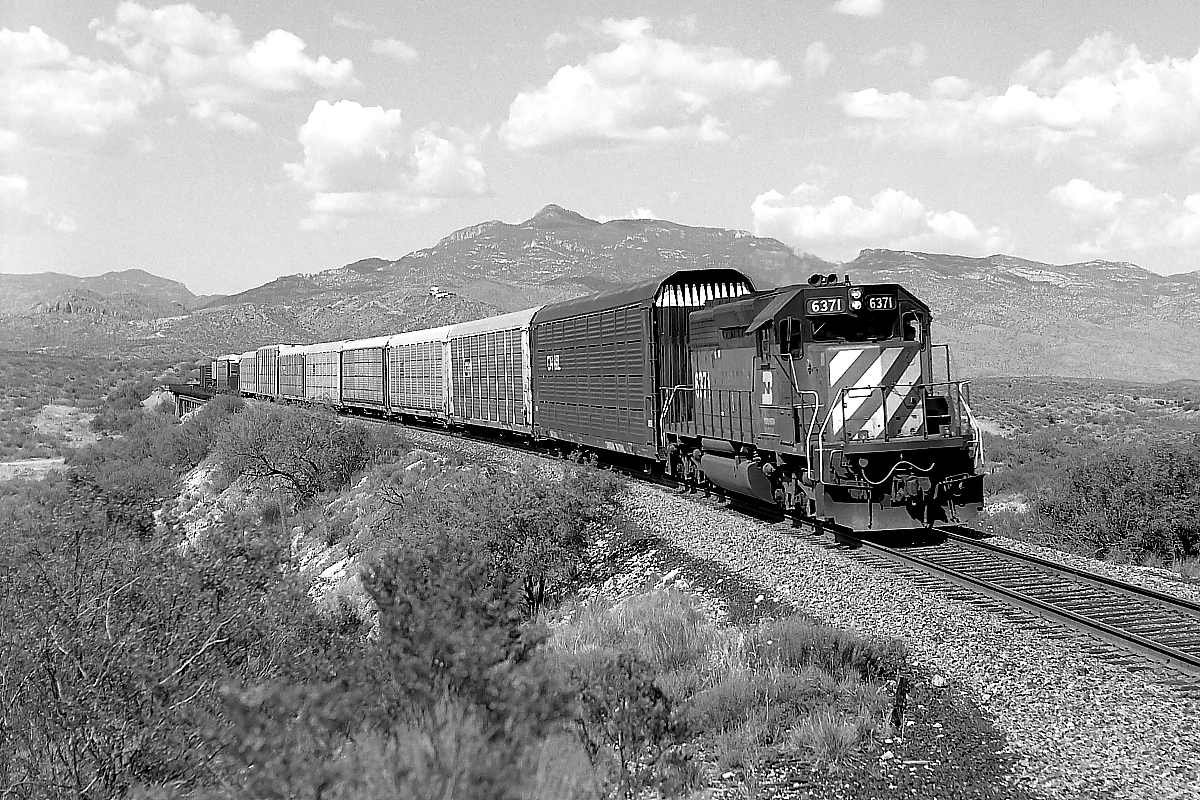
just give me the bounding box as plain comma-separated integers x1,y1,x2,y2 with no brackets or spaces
226,398,1200,686
840,527,1200,683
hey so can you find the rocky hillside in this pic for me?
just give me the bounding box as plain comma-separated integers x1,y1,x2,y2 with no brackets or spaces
0,269,195,317
1,206,826,357
198,204,829,314
844,250,1200,381
2,206,1198,380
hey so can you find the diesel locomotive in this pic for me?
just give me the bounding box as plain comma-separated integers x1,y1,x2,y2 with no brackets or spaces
203,268,984,532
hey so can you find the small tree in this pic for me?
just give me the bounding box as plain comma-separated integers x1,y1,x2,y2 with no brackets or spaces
216,406,404,503
568,650,694,800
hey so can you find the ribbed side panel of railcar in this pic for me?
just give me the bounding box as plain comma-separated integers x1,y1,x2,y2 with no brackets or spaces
214,359,230,390
533,304,653,456
304,349,340,405
387,341,447,417
256,346,279,398
449,326,530,433
239,355,258,395
341,346,387,408
279,352,305,399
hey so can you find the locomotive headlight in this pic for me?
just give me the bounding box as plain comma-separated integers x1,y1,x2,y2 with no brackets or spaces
850,299,862,310
849,287,863,299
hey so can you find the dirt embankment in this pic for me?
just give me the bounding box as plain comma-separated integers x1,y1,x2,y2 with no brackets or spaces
0,404,99,481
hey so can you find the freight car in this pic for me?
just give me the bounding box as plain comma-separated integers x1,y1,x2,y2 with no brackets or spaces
203,268,983,532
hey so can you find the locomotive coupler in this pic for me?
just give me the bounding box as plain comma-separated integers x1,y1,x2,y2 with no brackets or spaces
890,475,933,503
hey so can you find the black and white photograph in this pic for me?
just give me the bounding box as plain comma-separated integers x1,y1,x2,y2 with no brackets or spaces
2,1,1199,797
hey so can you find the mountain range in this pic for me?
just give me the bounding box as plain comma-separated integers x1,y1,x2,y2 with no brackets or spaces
1,204,1197,381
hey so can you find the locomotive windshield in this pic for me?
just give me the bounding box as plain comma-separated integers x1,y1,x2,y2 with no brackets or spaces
807,308,900,342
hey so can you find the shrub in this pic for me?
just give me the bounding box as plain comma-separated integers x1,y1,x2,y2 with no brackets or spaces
375,460,624,613
750,617,907,681
216,406,407,504
565,589,713,673
550,590,906,781
567,650,697,799
1032,439,1200,562
787,710,860,765
0,506,358,799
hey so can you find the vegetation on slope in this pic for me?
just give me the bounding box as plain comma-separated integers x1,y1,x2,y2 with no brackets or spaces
0,398,905,799
972,378,1200,573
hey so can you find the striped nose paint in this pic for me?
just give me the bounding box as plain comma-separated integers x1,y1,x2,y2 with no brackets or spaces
828,345,925,439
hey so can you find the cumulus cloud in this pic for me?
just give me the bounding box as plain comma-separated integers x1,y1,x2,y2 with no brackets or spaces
544,30,578,50
1050,178,1124,220
0,173,29,207
371,38,418,62
840,34,1200,167
595,207,659,223
866,42,927,68
831,0,884,17
804,41,832,80
1050,178,1200,255
751,187,1005,260
0,26,160,143
501,17,791,150
1,172,76,233
285,100,487,230
93,2,356,132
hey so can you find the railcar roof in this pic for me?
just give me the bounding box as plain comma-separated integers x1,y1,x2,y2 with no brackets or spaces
448,307,541,338
387,325,454,347
533,268,754,325
342,334,394,350
300,340,347,354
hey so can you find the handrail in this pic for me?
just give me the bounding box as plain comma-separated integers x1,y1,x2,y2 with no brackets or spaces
815,387,845,482
658,384,692,431
958,390,984,468
814,379,977,479
792,389,821,481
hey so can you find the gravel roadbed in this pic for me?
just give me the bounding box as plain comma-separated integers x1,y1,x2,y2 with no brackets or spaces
620,483,1200,800
394,424,1200,799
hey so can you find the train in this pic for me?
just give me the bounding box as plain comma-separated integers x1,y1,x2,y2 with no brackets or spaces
201,268,985,532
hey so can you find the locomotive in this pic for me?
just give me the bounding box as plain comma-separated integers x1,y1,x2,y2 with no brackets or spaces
659,273,983,530
203,268,983,532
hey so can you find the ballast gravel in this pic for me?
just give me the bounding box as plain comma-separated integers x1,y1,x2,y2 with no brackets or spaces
395,425,1200,799
620,483,1200,800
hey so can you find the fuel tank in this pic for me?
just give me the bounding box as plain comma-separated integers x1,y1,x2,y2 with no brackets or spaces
700,454,776,503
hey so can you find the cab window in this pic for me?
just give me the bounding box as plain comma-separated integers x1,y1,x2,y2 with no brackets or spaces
902,312,923,342
808,311,899,342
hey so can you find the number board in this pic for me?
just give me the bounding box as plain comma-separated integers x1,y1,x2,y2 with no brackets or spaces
864,294,897,311
807,296,845,315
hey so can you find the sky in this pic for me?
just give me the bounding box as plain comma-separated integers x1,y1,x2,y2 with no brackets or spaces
3,0,1200,295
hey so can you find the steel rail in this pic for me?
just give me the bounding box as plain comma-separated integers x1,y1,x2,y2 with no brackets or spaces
847,534,1200,678
941,529,1200,615
170,385,1200,679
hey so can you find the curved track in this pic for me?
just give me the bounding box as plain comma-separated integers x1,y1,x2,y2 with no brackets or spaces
174,385,1200,683
843,528,1200,680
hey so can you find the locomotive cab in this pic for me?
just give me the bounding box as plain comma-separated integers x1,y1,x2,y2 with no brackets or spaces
660,274,985,532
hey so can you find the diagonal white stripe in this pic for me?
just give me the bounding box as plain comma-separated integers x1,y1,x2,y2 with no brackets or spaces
829,348,863,386
877,347,903,379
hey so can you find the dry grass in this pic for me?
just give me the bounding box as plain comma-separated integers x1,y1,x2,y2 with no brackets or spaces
1139,551,1200,582
550,588,904,775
